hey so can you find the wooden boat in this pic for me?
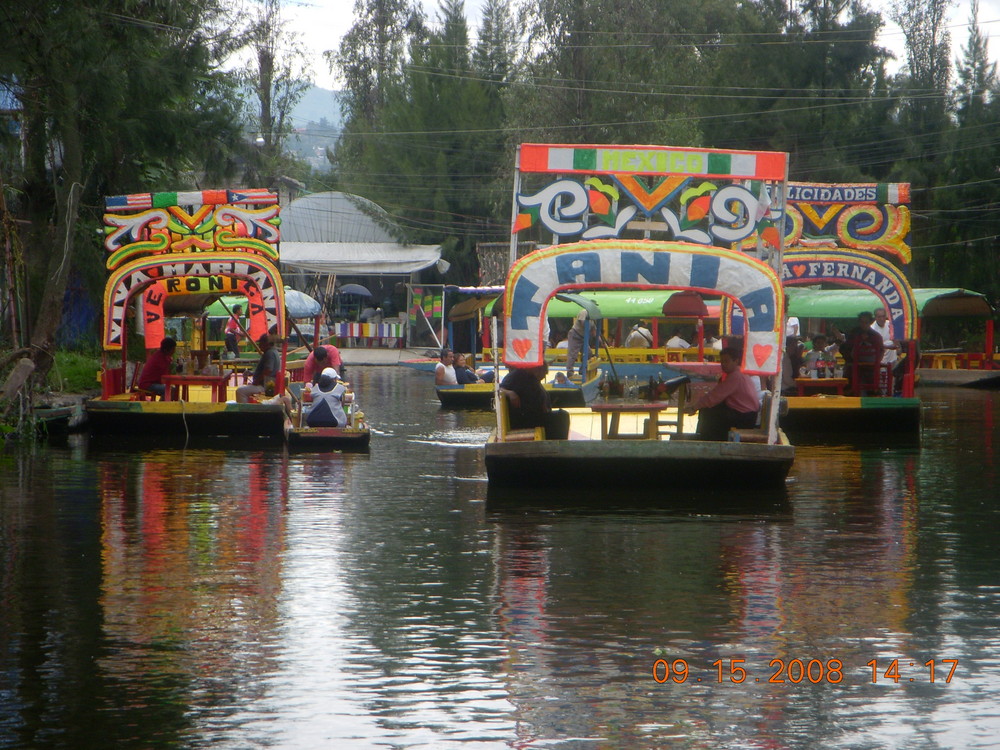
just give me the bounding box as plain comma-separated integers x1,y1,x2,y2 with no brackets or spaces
33,402,87,438
435,363,601,408
782,286,997,388
723,182,928,438
285,423,371,451
86,188,293,440
485,142,796,490
285,383,371,451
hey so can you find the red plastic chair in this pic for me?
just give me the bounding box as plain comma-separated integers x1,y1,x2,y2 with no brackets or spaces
850,337,883,396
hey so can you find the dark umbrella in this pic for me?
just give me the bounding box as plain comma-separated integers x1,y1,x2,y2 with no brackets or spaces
338,283,373,297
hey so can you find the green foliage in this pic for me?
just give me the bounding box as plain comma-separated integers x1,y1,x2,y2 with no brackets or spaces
46,351,103,394
333,0,513,281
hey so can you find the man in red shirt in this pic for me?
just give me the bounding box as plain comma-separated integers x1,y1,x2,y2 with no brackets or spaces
686,346,761,441
137,337,176,397
303,344,344,384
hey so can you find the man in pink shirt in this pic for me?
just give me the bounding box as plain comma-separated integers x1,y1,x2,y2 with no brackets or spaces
686,346,761,441
303,344,344,384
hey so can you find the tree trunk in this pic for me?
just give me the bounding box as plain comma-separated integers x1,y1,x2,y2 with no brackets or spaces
28,95,86,384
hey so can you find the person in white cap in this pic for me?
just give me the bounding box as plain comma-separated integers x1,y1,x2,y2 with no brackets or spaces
306,367,350,427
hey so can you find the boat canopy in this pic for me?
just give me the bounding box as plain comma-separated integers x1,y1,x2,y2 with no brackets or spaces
281,242,441,275
788,287,993,319
206,289,322,320
483,290,720,320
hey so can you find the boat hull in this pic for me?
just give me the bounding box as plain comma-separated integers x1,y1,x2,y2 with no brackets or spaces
916,368,1000,388
85,399,286,438
484,436,794,490
782,396,921,436
286,425,371,451
436,376,599,409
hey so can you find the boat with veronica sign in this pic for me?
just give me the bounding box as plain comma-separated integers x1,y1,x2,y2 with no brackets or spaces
86,188,293,440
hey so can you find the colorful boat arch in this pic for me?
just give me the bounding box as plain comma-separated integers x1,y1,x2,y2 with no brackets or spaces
102,252,285,349
782,249,916,340
503,239,784,375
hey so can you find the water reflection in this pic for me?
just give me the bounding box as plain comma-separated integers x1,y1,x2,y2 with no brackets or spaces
1,376,1000,748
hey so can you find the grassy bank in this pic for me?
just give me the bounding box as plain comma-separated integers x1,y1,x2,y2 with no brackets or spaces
48,350,102,394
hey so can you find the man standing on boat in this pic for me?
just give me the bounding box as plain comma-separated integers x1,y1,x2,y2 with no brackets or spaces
685,347,761,441
566,310,595,378
870,307,898,366
303,343,344,384
224,305,244,357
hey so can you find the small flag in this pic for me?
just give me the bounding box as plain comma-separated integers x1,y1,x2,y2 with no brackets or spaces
512,205,539,234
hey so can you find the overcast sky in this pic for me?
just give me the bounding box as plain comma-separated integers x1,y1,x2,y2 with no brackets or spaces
285,0,1000,90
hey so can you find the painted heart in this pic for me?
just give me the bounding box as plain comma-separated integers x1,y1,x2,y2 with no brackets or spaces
511,338,533,359
752,344,773,367
792,264,807,277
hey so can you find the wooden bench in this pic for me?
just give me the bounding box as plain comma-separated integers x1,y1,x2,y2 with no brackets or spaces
727,392,774,443
496,390,545,442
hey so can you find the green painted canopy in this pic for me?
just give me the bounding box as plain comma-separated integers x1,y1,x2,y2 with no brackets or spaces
787,287,993,319
482,290,719,319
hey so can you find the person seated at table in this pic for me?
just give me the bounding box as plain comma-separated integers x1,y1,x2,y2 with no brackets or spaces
303,343,345,384
454,353,482,384
136,337,177,398
236,333,280,403
685,346,761,441
500,362,570,440
224,305,244,357
306,367,351,427
665,328,691,349
803,333,839,375
625,321,653,348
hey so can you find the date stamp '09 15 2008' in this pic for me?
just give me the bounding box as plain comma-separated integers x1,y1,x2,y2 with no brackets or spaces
651,658,959,685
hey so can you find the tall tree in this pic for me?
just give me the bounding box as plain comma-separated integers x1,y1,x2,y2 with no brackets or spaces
328,0,419,169
0,0,247,378
508,0,706,146
889,0,953,287
923,1,1000,301
701,0,893,181
241,0,312,187
333,0,511,281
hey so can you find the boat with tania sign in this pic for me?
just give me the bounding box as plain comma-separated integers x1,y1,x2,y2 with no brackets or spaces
485,143,795,491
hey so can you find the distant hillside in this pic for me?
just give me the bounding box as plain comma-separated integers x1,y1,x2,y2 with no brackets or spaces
287,84,343,171
291,84,343,130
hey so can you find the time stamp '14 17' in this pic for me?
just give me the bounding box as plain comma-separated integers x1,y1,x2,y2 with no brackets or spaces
652,658,959,685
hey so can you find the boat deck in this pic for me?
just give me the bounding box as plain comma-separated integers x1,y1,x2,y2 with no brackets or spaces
559,406,700,440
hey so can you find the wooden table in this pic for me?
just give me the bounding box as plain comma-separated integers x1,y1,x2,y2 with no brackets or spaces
162,371,233,402
795,377,848,396
590,400,671,440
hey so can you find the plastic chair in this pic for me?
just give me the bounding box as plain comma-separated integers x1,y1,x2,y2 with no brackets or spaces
850,337,883,396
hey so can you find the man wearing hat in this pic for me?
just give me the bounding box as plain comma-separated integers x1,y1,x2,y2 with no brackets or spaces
306,367,350,427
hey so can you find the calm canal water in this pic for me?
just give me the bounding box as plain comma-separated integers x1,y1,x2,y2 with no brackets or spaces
1,367,999,749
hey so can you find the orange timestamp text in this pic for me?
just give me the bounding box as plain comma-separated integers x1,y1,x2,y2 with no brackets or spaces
651,658,959,685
